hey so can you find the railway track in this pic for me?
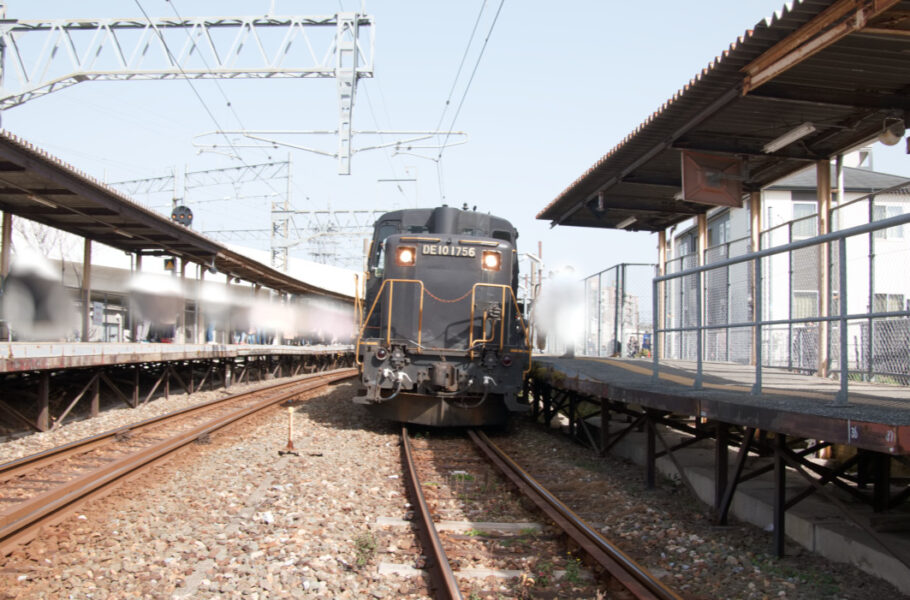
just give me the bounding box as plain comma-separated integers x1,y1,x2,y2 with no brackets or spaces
399,427,681,600
0,367,356,555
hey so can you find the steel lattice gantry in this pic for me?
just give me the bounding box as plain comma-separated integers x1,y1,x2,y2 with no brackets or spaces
0,9,374,174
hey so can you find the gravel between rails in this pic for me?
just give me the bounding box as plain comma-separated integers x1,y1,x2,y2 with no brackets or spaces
2,378,906,599
492,421,909,600
1,381,431,599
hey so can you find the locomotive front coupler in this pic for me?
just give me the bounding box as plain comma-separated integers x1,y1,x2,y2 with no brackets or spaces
389,346,408,369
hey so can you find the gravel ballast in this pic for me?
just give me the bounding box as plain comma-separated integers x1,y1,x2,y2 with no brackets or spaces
2,378,907,598
2,381,422,599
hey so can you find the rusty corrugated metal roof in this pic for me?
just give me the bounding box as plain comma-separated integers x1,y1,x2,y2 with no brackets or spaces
539,0,910,231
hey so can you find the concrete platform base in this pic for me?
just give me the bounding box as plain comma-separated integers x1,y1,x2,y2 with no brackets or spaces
588,419,910,594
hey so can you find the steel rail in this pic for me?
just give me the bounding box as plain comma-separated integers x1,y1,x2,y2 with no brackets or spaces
0,370,349,484
0,368,356,555
400,426,463,600
468,429,682,600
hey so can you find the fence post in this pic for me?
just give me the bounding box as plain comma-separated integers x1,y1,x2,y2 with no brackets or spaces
613,266,621,355
752,256,763,395
597,272,602,356
867,196,875,382
652,276,660,382
695,268,703,389
834,237,850,405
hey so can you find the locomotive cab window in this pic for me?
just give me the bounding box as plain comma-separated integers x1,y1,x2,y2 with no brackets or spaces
492,230,512,243
371,220,400,272
373,242,385,278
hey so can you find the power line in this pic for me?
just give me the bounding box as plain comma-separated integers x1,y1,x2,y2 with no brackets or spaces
163,0,300,198
438,0,506,161
434,0,488,138
338,0,409,203
133,0,308,271
165,0,248,133
132,1,236,161
133,0,291,203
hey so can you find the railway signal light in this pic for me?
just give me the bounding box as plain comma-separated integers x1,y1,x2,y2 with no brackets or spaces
171,205,193,227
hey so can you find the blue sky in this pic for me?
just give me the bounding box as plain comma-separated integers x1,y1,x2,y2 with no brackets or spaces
4,1,907,278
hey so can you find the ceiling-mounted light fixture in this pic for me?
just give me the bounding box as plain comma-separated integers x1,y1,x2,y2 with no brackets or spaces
879,117,905,146
27,194,57,209
616,216,637,229
762,122,816,153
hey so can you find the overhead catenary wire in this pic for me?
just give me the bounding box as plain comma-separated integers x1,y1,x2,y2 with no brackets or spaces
337,0,411,205
133,0,243,166
162,0,305,206
438,0,506,161
134,0,311,264
433,0,489,141
434,0,506,201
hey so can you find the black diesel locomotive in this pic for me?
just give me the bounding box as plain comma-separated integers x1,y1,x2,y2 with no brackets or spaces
355,205,531,426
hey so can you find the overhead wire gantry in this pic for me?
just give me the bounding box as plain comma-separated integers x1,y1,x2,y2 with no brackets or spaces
0,5,374,174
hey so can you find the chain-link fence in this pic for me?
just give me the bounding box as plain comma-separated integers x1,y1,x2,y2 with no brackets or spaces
653,178,910,397
662,237,755,363
581,263,655,358
760,213,821,373
830,183,910,383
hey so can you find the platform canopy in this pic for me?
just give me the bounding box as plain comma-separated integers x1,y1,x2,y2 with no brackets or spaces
0,130,351,301
538,0,910,232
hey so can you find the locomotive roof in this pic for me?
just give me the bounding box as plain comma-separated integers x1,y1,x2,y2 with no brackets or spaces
375,206,517,239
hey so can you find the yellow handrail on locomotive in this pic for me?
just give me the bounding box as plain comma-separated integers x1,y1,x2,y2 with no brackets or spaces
468,284,506,352
468,283,533,375
356,279,532,375
355,278,425,366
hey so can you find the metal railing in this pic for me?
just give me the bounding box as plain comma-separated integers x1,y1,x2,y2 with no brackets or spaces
356,278,531,368
652,205,910,404
581,263,655,358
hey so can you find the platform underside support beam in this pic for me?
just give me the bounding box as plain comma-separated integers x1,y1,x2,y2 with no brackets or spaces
527,372,910,560
0,352,353,436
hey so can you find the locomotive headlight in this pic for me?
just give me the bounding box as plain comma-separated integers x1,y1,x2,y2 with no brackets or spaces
481,250,501,271
396,246,416,266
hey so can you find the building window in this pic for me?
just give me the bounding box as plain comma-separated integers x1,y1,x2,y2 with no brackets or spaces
793,290,818,320
707,213,730,248
676,232,696,257
792,202,817,239
873,293,905,313
872,205,904,239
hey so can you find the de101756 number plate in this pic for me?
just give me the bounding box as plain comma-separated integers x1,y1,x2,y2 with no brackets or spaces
422,244,476,257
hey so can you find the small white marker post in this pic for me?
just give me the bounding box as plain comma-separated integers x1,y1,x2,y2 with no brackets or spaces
279,405,299,456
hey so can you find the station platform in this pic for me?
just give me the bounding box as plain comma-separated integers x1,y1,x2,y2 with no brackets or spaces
0,342,353,374
0,342,354,434
533,356,910,454
527,356,910,592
